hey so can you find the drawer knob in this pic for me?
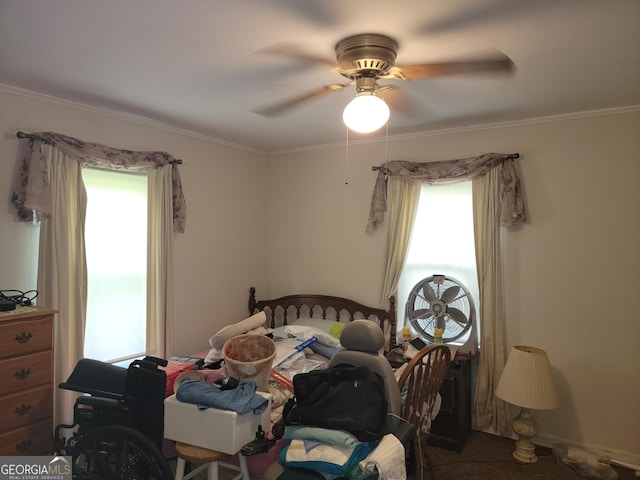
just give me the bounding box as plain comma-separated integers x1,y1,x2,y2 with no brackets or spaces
14,368,31,380
15,332,33,344
16,403,32,416
15,439,32,452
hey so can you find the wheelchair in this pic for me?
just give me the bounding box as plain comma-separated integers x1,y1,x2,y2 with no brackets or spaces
53,356,173,480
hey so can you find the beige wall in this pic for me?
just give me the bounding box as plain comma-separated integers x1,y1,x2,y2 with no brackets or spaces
0,86,269,357
266,110,640,466
1,84,638,466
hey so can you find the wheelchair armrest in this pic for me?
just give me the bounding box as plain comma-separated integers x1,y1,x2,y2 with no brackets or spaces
76,395,122,410
141,356,168,367
391,419,416,450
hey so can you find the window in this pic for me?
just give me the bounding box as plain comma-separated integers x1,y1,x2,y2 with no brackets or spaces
397,181,480,348
82,168,148,364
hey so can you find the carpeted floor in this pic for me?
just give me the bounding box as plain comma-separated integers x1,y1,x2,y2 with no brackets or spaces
170,430,637,480
414,430,637,480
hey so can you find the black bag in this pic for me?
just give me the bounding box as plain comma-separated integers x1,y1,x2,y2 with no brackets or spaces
283,364,388,442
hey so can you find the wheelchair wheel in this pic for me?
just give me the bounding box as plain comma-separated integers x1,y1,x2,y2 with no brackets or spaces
70,425,172,480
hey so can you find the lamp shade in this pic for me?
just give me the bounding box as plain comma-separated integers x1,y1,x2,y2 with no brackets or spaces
496,346,559,410
342,93,390,133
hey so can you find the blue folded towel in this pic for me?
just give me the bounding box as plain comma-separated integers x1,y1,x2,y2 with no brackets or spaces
176,380,268,415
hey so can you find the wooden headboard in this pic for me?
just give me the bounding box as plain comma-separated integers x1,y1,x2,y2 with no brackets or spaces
248,287,397,352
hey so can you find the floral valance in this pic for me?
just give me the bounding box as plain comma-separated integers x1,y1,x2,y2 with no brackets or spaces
366,152,524,233
12,131,187,233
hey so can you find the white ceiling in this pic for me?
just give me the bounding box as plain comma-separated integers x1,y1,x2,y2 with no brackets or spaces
1,0,639,152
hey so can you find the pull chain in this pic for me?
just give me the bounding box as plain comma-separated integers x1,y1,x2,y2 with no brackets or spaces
385,122,389,162
345,127,350,185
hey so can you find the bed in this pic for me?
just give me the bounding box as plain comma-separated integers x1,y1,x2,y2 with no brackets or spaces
165,289,400,476
242,288,402,475
247,287,398,353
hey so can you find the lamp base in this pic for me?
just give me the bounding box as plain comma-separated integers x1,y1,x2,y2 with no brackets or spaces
511,407,539,463
513,438,538,463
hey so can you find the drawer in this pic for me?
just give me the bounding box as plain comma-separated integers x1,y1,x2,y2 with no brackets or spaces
0,385,53,433
0,315,52,359
0,351,53,396
0,418,53,456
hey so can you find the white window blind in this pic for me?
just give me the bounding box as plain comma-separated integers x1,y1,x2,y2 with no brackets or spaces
82,167,148,363
398,181,480,346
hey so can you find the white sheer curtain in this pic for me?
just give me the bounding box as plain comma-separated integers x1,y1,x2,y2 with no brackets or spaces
147,166,174,358
380,177,421,309
34,144,88,427
367,153,523,433
12,131,186,427
472,167,509,434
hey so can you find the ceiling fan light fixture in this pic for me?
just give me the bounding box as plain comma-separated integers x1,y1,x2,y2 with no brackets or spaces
342,92,390,133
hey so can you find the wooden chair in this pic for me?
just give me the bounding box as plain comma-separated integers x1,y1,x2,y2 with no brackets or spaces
397,344,452,477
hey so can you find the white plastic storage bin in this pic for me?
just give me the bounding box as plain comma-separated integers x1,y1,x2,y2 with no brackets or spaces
163,392,271,455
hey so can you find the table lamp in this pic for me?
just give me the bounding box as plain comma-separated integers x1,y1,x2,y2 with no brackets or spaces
495,346,559,463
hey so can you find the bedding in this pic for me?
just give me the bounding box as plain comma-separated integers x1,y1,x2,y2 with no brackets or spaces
209,311,267,350
269,329,330,382
279,321,342,347
185,290,401,477
271,321,344,367
247,287,398,427
248,287,398,353
203,311,270,366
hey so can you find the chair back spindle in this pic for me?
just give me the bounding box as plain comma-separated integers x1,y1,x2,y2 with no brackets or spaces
398,344,452,435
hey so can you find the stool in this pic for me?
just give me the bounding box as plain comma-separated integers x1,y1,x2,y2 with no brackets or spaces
174,442,249,480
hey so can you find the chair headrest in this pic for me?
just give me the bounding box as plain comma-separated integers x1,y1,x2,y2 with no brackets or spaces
340,319,384,353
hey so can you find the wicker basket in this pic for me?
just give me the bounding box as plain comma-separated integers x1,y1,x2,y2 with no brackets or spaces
223,334,276,391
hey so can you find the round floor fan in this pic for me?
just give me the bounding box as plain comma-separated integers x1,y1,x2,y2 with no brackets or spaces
406,274,475,343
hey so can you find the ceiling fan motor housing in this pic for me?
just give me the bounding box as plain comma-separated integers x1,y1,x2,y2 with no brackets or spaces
335,33,398,78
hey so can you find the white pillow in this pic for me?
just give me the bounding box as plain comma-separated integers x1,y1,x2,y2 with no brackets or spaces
288,317,345,338
283,325,341,348
204,347,223,366
209,311,267,349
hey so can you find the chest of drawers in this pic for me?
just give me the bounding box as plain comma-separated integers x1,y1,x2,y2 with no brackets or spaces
0,307,55,455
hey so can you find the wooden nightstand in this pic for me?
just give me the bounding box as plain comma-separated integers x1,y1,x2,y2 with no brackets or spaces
428,353,478,453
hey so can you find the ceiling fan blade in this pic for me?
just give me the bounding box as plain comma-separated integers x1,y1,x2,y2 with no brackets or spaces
276,0,338,27
258,43,338,68
254,83,349,117
440,285,461,304
377,85,421,118
446,307,469,327
392,52,515,80
416,0,555,36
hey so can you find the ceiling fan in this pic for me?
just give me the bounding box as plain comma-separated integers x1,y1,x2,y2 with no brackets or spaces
255,33,515,129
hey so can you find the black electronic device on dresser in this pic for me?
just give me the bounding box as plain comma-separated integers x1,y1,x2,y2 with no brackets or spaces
428,352,478,453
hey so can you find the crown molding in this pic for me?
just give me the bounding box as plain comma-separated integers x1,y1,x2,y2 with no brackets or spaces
3,82,637,157
0,83,261,154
